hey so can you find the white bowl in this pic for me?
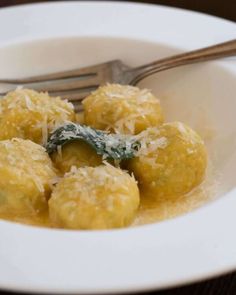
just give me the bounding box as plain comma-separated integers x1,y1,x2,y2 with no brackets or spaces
0,2,236,294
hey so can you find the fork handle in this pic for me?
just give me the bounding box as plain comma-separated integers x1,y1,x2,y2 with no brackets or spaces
127,39,236,85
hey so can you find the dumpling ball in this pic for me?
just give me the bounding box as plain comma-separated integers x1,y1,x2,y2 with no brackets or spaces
51,140,102,174
0,89,75,144
0,138,57,215
83,84,164,135
49,164,140,229
127,122,207,199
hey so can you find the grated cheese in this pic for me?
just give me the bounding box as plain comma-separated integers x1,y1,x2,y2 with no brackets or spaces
83,83,164,135
49,163,140,229
0,89,75,145
0,138,57,212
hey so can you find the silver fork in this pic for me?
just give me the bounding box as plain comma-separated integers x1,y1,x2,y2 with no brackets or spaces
0,39,235,111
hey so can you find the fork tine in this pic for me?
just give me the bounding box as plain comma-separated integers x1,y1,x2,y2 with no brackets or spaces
54,89,90,112
0,88,94,101
0,61,114,84
73,103,84,113
50,87,97,102
0,75,100,96
0,68,96,84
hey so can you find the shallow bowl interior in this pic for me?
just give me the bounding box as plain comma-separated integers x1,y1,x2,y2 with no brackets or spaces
0,36,235,206
0,1,236,290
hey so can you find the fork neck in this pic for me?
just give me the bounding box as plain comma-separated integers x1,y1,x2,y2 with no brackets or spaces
124,39,236,85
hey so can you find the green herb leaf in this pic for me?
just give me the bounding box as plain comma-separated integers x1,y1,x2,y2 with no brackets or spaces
46,122,140,160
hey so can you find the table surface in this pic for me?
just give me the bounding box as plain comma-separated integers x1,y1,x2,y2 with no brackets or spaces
0,1,235,295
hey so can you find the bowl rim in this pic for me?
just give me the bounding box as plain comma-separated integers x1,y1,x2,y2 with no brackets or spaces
0,1,236,294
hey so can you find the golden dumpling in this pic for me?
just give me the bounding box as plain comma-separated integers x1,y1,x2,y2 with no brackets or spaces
0,89,75,144
0,138,57,215
49,164,140,229
83,84,164,135
51,140,102,174
127,122,207,199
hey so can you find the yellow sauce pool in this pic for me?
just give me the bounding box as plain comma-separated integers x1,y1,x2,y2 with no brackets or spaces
0,164,217,229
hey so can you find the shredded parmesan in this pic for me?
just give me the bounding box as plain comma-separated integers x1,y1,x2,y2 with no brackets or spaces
83,83,164,135
0,89,75,144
